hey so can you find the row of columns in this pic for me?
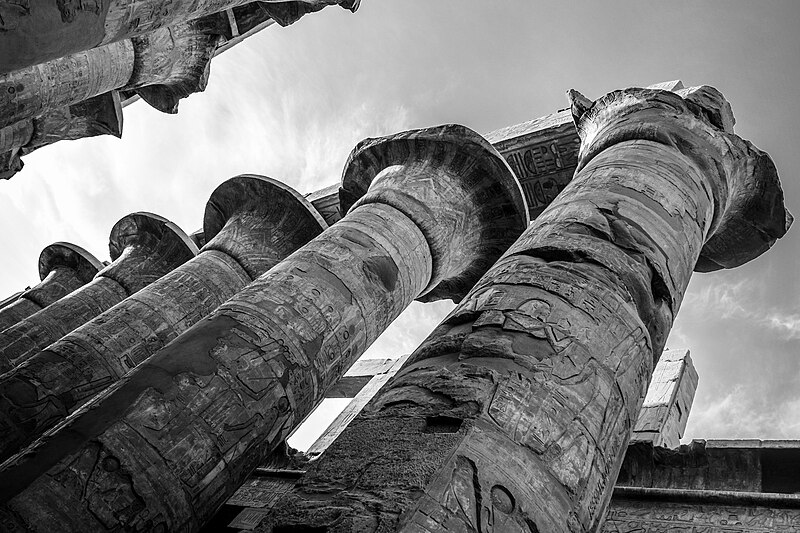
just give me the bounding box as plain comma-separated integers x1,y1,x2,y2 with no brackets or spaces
254,86,791,532
0,242,102,331
0,176,327,462
0,0,360,179
0,212,199,373
0,86,791,532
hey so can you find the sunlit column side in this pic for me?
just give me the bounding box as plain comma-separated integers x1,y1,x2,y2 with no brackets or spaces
0,212,197,372
254,86,792,533
0,124,529,532
1,0,360,74
0,176,327,462
0,243,102,332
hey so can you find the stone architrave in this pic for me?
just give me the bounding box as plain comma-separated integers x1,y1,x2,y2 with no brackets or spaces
250,86,791,533
0,175,327,462
0,0,360,75
0,124,529,532
630,349,698,448
0,212,197,372
0,242,102,332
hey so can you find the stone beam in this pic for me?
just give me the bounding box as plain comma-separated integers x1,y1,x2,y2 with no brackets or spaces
250,85,790,533
0,0,360,75
0,175,327,462
308,111,579,227
307,354,411,458
631,348,698,449
0,242,102,331
0,124,529,532
0,212,197,372
323,356,401,398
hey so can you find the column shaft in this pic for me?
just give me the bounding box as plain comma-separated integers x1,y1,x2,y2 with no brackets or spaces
0,41,134,129
1,0,358,74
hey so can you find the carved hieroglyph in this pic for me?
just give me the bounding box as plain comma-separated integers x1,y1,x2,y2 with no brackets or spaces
0,176,326,462
0,0,360,75
0,124,528,532
0,242,102,331
0,212,197,372
252,87,791,533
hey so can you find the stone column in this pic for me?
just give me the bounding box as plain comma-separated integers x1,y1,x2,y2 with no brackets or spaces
252,87,791,533
0,212,197,372
0,175,327,462
0,242,102,331
1,0,359,75
0,124,529,532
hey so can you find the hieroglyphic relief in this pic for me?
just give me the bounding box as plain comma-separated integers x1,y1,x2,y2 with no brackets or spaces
604,500,800,532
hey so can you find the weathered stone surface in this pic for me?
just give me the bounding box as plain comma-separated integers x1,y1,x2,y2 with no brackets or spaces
0,242,102,332
126,18,227,114
0,92,123,180
604,493,800,532
0,0,360,75
0,212,197,372
251,87,790,533
631,349,698,449
618,441,762,493
0,40,134,130
0,175,326,462
0,124,527,532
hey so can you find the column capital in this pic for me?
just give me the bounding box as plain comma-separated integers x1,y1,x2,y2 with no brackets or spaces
104,211,198,291
569,86,792,271
37,242,102,284
340,124,529,302
203,174,327,279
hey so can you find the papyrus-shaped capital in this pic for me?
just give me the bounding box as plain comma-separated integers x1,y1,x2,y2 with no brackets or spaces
569,85,792,272
340,124,529,302
104,211,198,292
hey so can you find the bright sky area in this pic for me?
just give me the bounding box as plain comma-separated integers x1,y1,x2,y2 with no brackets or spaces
0,1,799,447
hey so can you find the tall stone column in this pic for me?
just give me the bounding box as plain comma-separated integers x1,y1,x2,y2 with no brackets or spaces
0,124,529,533
0,175,327,462
0,243,102,331
253,87,791,533
0,212,197,372
0,0,359,75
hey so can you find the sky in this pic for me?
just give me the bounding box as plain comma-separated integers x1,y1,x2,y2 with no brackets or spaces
0,0,799,446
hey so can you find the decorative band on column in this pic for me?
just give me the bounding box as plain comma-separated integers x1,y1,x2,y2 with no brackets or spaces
0,175,327,462
0,212,197,372
0,242,102,332
0,124,529,532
